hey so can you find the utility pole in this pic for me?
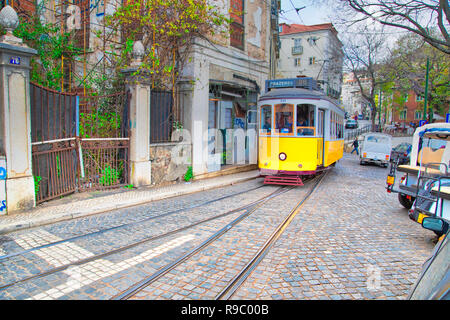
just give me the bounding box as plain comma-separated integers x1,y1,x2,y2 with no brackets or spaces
378,89,382,132
423,57,430,122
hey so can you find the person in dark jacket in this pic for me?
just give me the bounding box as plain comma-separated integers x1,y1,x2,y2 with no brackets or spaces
351,138,359,155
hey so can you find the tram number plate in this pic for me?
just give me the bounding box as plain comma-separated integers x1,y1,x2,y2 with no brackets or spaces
386,175,395,185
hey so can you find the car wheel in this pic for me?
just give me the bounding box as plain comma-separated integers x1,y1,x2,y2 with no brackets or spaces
398,193,414,209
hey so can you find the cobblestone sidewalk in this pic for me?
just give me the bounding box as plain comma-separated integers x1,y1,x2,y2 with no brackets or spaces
0,170,260,235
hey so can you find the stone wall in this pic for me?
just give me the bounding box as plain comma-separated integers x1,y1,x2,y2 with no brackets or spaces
150,142,192,185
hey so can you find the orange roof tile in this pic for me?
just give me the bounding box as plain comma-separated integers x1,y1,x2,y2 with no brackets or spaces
280,23,336,36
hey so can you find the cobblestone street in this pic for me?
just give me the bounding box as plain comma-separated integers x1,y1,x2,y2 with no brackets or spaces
0,153,436,300
233,153,435,300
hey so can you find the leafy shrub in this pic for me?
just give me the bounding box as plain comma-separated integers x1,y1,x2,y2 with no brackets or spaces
184,166,193,182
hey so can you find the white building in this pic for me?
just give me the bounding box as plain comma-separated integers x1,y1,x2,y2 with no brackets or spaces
276,23,343,98
341,72,372,119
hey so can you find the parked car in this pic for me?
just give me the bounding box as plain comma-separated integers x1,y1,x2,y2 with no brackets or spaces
359,133,392,167
390,142,412,165
345,119,358,129
407,216,449,300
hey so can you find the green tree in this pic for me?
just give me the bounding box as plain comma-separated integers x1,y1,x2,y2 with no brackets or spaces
104,0,231,90
382,33,450,119
11,12,81,91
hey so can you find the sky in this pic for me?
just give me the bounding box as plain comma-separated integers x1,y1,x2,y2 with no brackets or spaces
279,0,333,26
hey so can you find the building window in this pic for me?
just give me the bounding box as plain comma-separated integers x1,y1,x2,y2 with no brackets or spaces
294,38,302,47
307,36,318,46
403,94,409,102
230,0,244,50
416,95,424,101
294,58,301,67
309,57,316,65
399,109,407,120
414,110,422,120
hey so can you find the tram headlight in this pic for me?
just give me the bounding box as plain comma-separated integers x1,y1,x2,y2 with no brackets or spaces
279,152,287,161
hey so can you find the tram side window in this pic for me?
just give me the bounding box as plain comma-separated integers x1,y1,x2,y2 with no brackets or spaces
296,104,315,136
275,104,294,134
260,105,272,133
330,112,334,139
337,116,343,138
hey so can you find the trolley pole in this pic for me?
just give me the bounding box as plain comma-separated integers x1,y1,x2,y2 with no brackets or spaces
423,57,430,122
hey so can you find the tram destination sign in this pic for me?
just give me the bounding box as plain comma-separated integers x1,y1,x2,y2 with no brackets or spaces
268,79,295,88
266,78,316,91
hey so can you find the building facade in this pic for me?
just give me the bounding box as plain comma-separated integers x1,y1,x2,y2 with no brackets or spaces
390,90,442,125
2,0,280,184
276,23,343,98
341,72,372,119
180,0,280,176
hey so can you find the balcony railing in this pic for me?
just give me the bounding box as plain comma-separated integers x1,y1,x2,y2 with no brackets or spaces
230,22,244,50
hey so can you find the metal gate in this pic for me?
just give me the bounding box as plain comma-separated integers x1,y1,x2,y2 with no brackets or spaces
151,90,173,143
78,92,131,192
31,84,78,203
30,83,130,204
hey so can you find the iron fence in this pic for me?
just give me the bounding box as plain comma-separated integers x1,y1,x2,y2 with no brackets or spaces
151,90,174,144
78,91,131,191
30,83,78,203
344,124,374,142
30,83,131,203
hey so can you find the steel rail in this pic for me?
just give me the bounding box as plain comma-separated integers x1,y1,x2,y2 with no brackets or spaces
111,186,297,300
0,186,285,292
0,184,267,262
215,172,327,300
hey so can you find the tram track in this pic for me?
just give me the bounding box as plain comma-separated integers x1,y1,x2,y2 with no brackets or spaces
0,183,266,262
216,172,327,300
0,184,288,293
112,173,325,300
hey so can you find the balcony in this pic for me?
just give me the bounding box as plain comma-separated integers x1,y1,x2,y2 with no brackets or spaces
230,22,244,50
291,45,303,55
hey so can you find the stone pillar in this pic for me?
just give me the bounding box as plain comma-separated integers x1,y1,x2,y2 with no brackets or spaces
181,52,209,176
0,6,37,213
121,41,152,187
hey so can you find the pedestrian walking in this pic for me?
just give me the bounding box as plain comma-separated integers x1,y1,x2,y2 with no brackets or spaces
351,138,359,155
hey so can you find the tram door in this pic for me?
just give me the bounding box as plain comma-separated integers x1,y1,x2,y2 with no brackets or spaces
317,110,325,166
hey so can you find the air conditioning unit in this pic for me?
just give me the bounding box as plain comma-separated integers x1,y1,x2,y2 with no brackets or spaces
291,46,303,55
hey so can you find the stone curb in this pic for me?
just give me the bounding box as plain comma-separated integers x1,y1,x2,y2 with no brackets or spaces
0,171,261,235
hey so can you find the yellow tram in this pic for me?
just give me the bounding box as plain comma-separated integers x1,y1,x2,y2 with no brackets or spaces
258,78,345,185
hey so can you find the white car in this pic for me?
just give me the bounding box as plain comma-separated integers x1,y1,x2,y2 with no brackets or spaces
359,133,392,167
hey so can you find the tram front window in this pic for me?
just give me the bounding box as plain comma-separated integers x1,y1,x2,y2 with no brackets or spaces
260,105,272,134
275,104,294,134
297,104,315,136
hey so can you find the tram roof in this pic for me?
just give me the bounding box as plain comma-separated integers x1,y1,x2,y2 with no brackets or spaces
258,87,340,106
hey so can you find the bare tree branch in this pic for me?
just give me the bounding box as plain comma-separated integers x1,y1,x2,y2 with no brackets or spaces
328,0,450,54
